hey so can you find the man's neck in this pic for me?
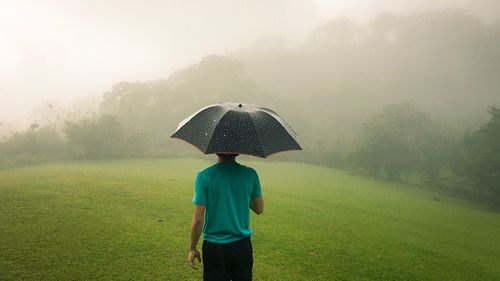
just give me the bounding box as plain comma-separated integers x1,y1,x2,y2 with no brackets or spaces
218,157,237,164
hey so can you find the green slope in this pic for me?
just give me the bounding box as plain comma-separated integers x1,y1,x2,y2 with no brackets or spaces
1,159,499,281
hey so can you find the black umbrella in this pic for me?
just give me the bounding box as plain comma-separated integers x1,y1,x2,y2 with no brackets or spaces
171,102,302,158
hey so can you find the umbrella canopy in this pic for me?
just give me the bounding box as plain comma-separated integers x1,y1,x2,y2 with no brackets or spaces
171,102,302,158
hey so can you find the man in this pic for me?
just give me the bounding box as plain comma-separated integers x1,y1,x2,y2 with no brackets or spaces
188,153,264,281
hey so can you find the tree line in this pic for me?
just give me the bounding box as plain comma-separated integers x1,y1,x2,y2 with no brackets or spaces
1,99,498,206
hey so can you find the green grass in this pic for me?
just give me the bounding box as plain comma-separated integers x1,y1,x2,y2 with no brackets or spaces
1,158,499,281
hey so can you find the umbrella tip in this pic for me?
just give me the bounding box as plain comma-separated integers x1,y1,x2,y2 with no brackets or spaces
238,103,242,108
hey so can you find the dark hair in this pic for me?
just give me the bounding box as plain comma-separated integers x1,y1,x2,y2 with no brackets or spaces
216,153,239,158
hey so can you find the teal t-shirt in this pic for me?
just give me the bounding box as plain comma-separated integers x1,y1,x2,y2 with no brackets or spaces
192,162,262,244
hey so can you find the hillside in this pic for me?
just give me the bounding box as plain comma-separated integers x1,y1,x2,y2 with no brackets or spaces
1,159,499,280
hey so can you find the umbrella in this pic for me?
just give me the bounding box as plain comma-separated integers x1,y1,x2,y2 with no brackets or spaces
171,102,302,158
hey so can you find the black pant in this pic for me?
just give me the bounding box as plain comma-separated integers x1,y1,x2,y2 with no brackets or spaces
202,237,253,281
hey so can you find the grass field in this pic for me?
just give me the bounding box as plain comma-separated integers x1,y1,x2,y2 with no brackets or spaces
1,158,499,281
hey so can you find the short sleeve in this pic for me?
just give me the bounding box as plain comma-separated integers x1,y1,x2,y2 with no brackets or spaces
192,172,207,205
251,170,262,198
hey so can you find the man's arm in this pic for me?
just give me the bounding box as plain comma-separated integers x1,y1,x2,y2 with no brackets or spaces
250,196,264,215
188,204,205,269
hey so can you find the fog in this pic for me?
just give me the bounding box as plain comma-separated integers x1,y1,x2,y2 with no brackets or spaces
3,3,500,279
0,0,317,125
316,0,500,23
1,0,499,127
1,0,500,209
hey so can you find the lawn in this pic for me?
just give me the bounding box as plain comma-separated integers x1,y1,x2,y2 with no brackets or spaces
1,158,499,280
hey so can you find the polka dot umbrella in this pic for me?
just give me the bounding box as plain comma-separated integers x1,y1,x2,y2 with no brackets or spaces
171,102,302,158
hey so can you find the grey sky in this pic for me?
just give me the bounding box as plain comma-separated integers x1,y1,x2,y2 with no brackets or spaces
1,0,498,125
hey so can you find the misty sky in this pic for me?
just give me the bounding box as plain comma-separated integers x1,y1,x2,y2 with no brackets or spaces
1,0,499,125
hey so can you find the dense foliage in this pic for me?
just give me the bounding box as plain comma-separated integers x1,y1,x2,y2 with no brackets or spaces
348,103,457,184
463,107,500,202
63,115,125,159
0,125,65,165
351,104,429,180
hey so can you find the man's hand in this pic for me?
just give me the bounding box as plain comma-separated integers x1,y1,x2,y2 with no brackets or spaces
188,249,201,269
250,196,264,214
189,205,205,269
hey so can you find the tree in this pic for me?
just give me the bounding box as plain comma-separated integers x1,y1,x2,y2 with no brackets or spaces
350,103,432,181
99,55,266,156
416,120,461,186
235,10,499,163
463,106,500,203
0,125,65,164
63,115,124,159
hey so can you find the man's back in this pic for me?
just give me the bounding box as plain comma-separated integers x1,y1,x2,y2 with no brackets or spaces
193,162,262,244
188,155,264,281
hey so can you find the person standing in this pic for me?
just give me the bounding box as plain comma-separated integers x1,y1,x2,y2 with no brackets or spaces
188,153,264,281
